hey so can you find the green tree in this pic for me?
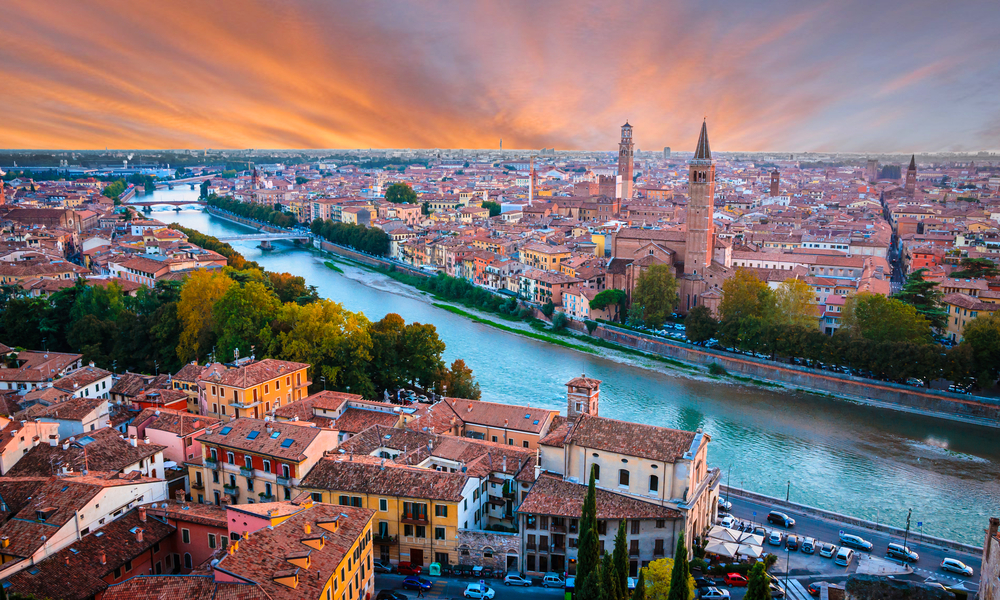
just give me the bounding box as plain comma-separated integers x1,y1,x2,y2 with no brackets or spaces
296,176,309,185
684,305,717,344
641,558,693,600
841,292,932,344
200,180,211,198
590,289,627,322
603,552,619,600
400,322,446,388
612,520,629,600
385,182,418,204
951,257,1000,279
577,466,601,588
744,563,770,600
213,280,282,361
541,300,555,317
438,358,481,399
894,268,946,330
774,278,817,328
631,570,646,600
667,534,691,600
718,269,776,350
631,265,678,329
482,201,502,217
962,313,1000,382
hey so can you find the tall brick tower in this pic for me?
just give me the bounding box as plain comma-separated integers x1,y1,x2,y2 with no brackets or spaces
684,120,715,276
618,122,634,199
905,154,917,197
769,169,780,197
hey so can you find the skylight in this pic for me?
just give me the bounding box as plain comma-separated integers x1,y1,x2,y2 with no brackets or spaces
247,431,260,440
270,431,280,439
220,426,232,435
78,436,95,446
280,438,294,448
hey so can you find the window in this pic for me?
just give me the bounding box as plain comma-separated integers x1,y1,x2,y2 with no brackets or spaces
619,469,630,486
649,475,659,493
404,524,413,537
184,553,193,569
592,464,600,480
435,527,446,540
226,452,235,464
435,505,447,517
492,436,498,443
631,520,640,535
182,528,190,544
655,519,665,529
245,456,253,469
210,448,218,461
282,464,290,478
416,526,426,538
263,460,271,473
379,498,388,512
523,440,529,448
597,521,607,535
208,534,217,549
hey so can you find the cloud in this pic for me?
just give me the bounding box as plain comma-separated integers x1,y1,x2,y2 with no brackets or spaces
0,0,997,151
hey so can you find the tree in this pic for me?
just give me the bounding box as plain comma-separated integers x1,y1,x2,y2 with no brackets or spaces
641,558,693,600
718,269,776,350
541,300,555,317
951,257,1000,279
612,520,629,600
774,278,817,328
400,322,446,388
962,313,1000,382
385,182,418,204
894,268,946,330
603,552,620,600
482,200,502,217
666,534,691,600
439,359,481,399
296,176,309,185
177,270,236,362
590,289,628,322
744,563,770,600
552,312,569,332
631,570,646,600
577,465,601,586
631,265,678,329
684,305,717,344
200,179,211,198
212,280,282,362
841,292,932,344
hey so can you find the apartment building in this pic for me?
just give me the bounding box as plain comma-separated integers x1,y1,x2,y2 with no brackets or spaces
199,358,310,421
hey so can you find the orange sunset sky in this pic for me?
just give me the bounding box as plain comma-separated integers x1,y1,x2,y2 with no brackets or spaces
1,0,998,152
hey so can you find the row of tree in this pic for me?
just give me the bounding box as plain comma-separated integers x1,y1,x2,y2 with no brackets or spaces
310,218,391,256
207,194,299,229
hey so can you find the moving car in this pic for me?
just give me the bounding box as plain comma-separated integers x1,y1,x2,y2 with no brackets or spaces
723,573,748,587
397,562,422,576
941,558,974,576
801,537,815,554
767,511,796,527
699,587,730,600
542,574,565,588
695,578,716,590
839,533,873,551
786,535,799,551
768,531,783,546
463,584,496,600
402,577,433,591
807,582,823,597
374,560,395,574
718,497,733,512
819,543,837,558
504,574,531,587
885,543,919,563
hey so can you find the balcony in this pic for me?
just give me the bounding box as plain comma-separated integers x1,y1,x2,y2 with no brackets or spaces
629,547,640,557
240,467,254,478
191,480,205,490
373,533,397,545
204,458,218,470
550,524,566,533
401,514,429,525
223,485,240,498
258,494,277,502
276,475,291,487
653,547,665,557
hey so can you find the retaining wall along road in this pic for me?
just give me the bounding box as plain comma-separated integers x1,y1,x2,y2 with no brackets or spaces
721,485,981,554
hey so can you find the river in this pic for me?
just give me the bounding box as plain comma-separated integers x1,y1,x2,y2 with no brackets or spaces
136,188,1000,545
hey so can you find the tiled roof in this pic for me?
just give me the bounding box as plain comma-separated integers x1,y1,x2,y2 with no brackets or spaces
6,426,166,477
300,457,469,501
442,398,555,434
53,365,112,393
335,407,399,434
102,575,269,600
0,477,103,559
542,413,698,464
144,499,228,528
215,503,374,600
6,509,175,600
32,396,105,420
197,417,324,462
566,376,601,390
518,473,681,520
133,407,221,437
0,476,47,521
109,372,169,399
200,359,309,389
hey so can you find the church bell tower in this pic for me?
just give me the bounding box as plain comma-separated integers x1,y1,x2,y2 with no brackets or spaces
684,120,715,276
618,122,634,200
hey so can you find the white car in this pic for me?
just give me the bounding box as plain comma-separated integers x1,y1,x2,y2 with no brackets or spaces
720,515,737,529
504,574,531,586
718,497,733,512
700,587,730,600
768,531,783,546
941,558,974,577
464,584,496,599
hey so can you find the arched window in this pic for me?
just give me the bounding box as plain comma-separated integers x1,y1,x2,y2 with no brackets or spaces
619,469,630,486
184,553,193,569
649,475,659,493
244,456,252,470
592,464,600,481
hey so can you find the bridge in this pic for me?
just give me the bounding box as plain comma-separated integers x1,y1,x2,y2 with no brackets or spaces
154,175,215,189
214,232,312,242
127,199,207,207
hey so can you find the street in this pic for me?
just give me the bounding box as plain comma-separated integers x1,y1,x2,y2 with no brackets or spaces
375,573,565,600
717,494,982,597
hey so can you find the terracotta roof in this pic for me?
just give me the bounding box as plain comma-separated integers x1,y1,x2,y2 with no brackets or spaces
0,476,47,521
6,509,175,600
442,398,556,434
214,503,374,600
200,359,309,389
144,499,228,528
102,575,269,600
197,417,325,462
300,457,469,501
541,413,699,464
518,473,681,519
52,365,112,393
110,372,170,398
566,376,601,390
334,407,399,434
6,426,166,477
32,396,105,420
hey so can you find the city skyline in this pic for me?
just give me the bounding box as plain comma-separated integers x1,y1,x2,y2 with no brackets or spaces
2,0,999,153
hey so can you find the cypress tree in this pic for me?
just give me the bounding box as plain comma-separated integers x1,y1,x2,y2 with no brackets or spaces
666,533,690,600
612,520,629,599
577,465,604,600
631,570,646,600
603,551,619,600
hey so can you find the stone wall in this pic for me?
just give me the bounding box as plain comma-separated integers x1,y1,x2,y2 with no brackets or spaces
456,529,521,571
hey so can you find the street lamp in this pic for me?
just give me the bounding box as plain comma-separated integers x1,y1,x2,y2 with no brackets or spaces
786,480,791,503
902,509,912,558
784,547,790,593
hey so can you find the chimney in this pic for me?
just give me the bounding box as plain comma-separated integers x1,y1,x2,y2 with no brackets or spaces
48,434,59,447
66,555,71,566
99,551,107,565
143,436,150,444
136,528,143,542
304,523,311,535
467,403,473,413
138,507,147,522
128,435,138,448
62,441,70,451
175,489,186,503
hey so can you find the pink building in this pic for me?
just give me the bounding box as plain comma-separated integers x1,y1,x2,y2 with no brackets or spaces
129,408,222,464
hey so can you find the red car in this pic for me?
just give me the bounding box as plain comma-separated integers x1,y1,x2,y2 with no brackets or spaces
397,562,422,576
724,573,748,587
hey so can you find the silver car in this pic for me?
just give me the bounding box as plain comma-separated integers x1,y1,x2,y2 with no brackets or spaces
941,558,974,577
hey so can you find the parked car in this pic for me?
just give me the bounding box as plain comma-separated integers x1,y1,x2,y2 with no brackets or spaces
723,573,748,587
374,560,395,574
718,497,733,512
699,588,731,600
819,543,837,558
801,537,815,554
769,581,785,598
464,584,496,599
542,574,566,588
504,574,531,587
941,558,974,576
807,582,824,596
397,563,422,576
786,535,799,551
402,577,433,591
377,592,407,600
886,543,919,563
694,578,716,590
839,533,873,551
754,526,768,538
768,531,783,546
834,547,855,567
767,511,796,527
720,515,737,529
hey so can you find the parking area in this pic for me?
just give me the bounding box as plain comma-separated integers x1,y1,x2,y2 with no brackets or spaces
375,573,566,600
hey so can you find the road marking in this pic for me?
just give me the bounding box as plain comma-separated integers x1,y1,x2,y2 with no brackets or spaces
786,579,811,600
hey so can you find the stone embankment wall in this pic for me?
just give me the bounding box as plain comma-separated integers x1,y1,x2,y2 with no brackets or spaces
317,239,432,278
721,485,982,555
205,206,290,234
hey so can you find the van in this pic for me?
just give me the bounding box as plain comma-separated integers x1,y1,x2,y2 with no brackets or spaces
835,547,855,567
542,574,565,588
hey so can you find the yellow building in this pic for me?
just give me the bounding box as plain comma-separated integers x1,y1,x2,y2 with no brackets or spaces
299,458,477,568
199,358,310,421
519,242,572,272
942,292,998,342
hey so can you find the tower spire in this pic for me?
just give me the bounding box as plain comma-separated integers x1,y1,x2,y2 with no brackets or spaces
908,154,916,170
694,119,711,160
